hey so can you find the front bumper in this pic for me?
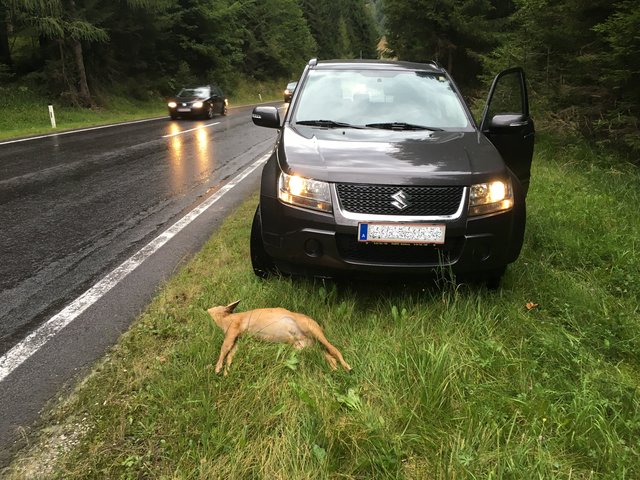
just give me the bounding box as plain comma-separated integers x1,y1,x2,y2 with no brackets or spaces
168,105,204,116
260,190,521,278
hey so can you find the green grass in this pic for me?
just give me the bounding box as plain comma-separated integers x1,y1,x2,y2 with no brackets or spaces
0,81,285,141
0,87,165,140
4,134,640,479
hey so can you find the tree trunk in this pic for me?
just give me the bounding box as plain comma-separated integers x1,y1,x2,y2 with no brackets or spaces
67,0,93,107
72,39,93,107
0,4,12,67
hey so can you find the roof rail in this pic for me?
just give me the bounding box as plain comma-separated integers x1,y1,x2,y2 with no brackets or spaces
308,58,318,67
426,60,440,69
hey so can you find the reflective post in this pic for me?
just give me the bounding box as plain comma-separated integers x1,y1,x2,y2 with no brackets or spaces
48,104,57,128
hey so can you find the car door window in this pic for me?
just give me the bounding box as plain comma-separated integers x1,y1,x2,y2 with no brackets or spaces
486,72,524,121
480,67,535,194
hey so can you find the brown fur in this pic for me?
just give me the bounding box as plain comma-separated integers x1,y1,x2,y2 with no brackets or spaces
207,300,351,375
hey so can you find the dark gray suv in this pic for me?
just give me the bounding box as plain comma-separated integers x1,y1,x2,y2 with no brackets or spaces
250,58,534,286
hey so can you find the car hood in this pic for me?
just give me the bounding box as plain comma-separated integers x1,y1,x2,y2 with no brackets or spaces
278,125,507,186
174,96,206,103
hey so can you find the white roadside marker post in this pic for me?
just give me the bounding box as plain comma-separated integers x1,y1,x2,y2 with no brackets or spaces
48,104,57,128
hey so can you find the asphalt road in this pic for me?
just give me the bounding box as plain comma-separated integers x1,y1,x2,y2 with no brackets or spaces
0,103,280,465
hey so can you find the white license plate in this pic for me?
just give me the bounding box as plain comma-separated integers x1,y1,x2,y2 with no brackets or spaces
358,223,446,244
177,108,191,112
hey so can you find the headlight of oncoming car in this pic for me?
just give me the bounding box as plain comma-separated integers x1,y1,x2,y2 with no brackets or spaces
468,179,513,216
278,172,332,212
167,101,177,108
192,101,204,108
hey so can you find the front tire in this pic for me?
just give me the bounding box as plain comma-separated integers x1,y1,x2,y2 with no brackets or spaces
250,206,275,278
221,102,228,116
484,267,505,290
205,104,214,119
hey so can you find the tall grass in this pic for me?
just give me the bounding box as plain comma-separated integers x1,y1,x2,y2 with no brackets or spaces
4,134,639,479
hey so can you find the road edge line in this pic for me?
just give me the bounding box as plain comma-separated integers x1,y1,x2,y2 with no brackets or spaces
0,153,269,383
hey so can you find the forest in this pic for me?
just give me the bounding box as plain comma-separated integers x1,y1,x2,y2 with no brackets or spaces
0,0,638,157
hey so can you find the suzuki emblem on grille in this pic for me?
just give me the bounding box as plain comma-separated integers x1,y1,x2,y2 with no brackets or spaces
391,190,410,211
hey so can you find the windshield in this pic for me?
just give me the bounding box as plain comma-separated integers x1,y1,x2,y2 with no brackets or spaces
293,69,470,129
287,82,297,90
177,87,210,98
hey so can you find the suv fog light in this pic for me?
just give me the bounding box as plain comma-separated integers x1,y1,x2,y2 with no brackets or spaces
304,238,323,257
472,242,491,262
468,179,513,216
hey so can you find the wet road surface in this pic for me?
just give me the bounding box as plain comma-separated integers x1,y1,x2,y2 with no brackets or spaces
0,103,280,464
0,106,278,353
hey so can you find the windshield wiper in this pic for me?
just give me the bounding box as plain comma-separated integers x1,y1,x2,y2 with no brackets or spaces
365,122,444,131
296,119,364,129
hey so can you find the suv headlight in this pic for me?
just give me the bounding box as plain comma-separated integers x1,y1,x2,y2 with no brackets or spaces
468,179,513,216
278,172,332,212
167,101,177,108
192,101,204,108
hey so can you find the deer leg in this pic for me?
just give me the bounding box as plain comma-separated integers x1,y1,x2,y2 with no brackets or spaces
324,352,338,370
223,342,239,376
215,331,239,374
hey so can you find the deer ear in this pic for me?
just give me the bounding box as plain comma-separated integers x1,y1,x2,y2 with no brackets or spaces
226,300,241,313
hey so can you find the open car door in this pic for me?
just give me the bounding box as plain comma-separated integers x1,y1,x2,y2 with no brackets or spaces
480,67,535,196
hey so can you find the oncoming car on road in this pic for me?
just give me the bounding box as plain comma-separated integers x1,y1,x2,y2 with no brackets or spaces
250,58,535,287
167,85,228,119
284,81,297,102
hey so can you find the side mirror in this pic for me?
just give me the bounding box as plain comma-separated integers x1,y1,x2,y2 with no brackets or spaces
488,113,528,130
252,106,280,129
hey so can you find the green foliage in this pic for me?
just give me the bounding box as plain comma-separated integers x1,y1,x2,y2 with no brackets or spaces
476,0,639,158
239,0,316,80
0,61,13,81
591,0,640,153
382,0,640,158
1,0,379,109
383,0,497,84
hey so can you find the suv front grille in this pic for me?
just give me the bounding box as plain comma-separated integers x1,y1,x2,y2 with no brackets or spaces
336,184,463,216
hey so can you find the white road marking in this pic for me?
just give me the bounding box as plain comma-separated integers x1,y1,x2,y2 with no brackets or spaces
161,122,220,138
0,117,165,146
0,153,269,383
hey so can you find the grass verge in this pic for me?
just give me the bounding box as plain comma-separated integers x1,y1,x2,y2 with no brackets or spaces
0,81,284,141
3,133,640,479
